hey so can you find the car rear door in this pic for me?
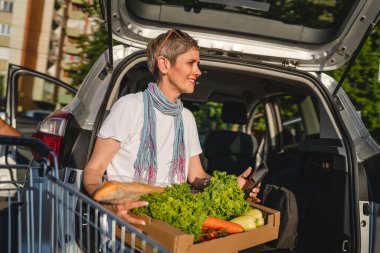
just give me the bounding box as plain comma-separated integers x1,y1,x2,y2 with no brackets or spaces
3,64,76,164
5,64,77,136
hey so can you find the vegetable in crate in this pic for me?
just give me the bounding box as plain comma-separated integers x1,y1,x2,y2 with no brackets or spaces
230,208,266,231
245,208,265,227
202,216,244,233
229,215,256,231
133,171,251,241
195,171,251,220
133,183,207,240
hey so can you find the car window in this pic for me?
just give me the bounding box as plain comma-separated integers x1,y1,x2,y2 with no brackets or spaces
250,103,267,147
14,74,75,136
189,101,232,146
16,74,73,114
274,95,319,146
142,0,351,30
274,95,304,146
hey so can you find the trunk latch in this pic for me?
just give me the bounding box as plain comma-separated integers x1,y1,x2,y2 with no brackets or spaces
282,59,299,68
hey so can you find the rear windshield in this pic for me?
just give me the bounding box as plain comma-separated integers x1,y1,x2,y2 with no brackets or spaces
141,0,354,29
132,0,359,44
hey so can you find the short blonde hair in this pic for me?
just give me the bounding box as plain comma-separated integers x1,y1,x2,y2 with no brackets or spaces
147,29,199,81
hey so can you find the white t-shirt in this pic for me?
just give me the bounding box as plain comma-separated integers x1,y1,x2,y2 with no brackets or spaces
98,92,202,185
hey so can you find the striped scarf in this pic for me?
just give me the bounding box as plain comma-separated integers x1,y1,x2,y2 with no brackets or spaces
134,82,185,184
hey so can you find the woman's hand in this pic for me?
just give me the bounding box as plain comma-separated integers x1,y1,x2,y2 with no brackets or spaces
109,200,149,225
237,167,261,203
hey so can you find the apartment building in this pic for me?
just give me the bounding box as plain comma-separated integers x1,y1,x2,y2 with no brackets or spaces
0,0,92,89
0,2,13,73
0,0,93,112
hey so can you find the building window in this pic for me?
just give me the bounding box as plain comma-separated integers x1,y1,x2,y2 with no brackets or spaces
0,1,13,12
0,24,11,35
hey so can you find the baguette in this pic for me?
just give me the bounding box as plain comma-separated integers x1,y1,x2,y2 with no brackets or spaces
93,181,165,204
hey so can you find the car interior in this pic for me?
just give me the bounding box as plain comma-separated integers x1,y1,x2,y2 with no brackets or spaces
93,55,352,253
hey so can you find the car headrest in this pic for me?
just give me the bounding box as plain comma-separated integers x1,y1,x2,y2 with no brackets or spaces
221,101,248,124
203,130,253,156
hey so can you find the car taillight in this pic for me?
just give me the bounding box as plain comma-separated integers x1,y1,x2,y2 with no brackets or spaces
33,112,70,166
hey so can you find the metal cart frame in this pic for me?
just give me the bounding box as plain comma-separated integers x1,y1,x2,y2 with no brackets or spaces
0,136,169,253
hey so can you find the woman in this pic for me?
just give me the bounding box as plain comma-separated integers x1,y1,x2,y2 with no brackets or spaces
83,29,260,225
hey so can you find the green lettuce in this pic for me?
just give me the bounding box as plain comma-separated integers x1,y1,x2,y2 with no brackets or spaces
132,171,251,240
195,171,251,220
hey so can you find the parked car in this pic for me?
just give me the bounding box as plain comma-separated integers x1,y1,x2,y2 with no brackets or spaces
24,109,51,121
4,0,380,252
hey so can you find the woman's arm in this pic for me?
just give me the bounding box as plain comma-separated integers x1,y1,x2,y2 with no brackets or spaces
83,137,121,196
0,119,21,136
187,154,210,184
83,137,148,225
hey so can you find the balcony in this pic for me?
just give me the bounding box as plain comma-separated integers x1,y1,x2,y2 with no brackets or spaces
69,9,85,20
66,27,81,38
0,59,8,72
64,44,81,55
0,12,12,23
71,0,85,5
0,35,10,47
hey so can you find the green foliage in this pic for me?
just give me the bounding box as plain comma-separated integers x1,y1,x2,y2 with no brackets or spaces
192,102,225,135
259,0,343,29
195,171,251,220
328,28,380,143
192,102,235,135
133,171,250,240
135,183,207,240
251,104,266,132
0,75,4,98
67,2,109,87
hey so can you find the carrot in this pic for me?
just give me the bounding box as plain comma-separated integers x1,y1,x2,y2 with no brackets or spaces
202,216,244,234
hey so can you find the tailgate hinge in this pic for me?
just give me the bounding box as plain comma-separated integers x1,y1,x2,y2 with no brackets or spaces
342,239,349,252
282,59,299,68
333,95,345,111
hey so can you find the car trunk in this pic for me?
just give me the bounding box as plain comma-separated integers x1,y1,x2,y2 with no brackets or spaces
94,51,354,253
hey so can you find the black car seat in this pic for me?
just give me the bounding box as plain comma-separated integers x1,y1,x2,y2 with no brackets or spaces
203,101,255,176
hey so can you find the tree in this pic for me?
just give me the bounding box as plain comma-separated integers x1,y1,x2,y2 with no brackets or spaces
0,75,4,97
328,28,380,143
67,2,108,87
192,102,229,135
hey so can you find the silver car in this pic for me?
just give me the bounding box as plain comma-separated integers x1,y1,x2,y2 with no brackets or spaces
4,0,380,252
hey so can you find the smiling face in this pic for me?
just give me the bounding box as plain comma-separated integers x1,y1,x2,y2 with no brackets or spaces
158,48,201,101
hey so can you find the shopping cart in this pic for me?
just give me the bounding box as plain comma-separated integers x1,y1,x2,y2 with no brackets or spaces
0,136,170,253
